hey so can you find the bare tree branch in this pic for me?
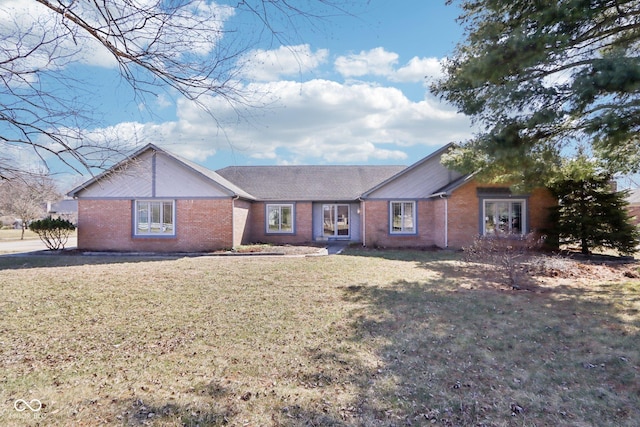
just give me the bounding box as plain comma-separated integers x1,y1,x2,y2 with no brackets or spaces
0,0,350,181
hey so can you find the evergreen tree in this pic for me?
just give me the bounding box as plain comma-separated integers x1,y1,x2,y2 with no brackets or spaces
547,156,639,255
432,0,640,186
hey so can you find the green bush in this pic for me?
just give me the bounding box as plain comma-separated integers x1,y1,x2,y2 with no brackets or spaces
29,216,76,250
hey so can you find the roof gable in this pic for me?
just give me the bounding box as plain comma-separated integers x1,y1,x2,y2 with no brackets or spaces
363,143,465,199
68,144,255,199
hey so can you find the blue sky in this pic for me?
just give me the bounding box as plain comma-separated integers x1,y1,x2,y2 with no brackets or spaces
2,0,474,190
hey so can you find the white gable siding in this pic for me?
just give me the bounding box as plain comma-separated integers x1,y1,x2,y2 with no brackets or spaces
367,156,463,199
154,153,230,198
77,151,154,198
75,150,231,199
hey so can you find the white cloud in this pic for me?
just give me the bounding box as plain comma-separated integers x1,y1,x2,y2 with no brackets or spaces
0,0,114,70
239,44,329,82
392,56,444,83
334,47,444,85
335,47,399,78
86,78,471,167
0,0,235,72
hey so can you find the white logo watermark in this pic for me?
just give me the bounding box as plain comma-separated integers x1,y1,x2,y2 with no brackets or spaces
14,399,42,412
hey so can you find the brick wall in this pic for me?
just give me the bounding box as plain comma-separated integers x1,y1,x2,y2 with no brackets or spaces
446,181,482,249
432,197,447,248
628,205,640,226
362,182,556,250
77,198,234,252
248,202,313,245
233,199,251,246
528,187,557,235
446,181,557,248
363,200,436,248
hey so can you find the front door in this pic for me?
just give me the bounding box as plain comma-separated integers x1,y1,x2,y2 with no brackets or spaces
323,204,350,238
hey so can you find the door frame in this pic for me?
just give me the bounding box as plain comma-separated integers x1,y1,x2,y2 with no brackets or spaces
322,204,350,239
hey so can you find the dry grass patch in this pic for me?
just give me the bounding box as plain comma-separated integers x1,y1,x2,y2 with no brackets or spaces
0,250,638,426
0,229,41,241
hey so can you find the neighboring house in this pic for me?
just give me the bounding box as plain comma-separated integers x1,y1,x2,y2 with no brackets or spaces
627,188,640,225
46,199,78,224
67,143,556,252
0,216,20,229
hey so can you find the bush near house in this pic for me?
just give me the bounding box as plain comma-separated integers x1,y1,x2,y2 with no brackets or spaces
29,216,76,250
463,233,545,289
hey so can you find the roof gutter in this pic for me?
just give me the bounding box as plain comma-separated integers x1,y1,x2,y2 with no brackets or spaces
426,191,449,198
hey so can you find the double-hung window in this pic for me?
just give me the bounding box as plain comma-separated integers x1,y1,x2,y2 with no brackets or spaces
390,201,416,234
266,204,294,233
135,200,175,236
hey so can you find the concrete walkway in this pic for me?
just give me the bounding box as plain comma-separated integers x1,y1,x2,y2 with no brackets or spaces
0,237,77,254
0,238,347,257
327,241,349,255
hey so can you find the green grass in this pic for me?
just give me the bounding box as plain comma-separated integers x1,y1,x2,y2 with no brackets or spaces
0,250,638,426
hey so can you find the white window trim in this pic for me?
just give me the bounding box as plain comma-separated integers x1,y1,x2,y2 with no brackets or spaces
134,200,176,237
266,203,295,234
390,201,417,234
482,198,527,236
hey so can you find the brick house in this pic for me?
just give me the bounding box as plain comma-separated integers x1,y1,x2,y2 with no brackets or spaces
627,189,640,226
67,143,556,252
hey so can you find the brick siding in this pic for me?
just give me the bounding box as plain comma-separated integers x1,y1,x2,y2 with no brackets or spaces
233,199,251,246
249,202,313,245
363,181,556,250
628,205,640,226
77,181,557,252
446,181,556,248
363,200,436,248
77,199,234,252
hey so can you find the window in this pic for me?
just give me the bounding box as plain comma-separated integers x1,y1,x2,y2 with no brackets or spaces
483,200,525,235
390,201,416,234
135,200,175,236
267,204,294,233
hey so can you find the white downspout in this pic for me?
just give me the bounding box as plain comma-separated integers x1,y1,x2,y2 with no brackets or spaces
444,196,448,248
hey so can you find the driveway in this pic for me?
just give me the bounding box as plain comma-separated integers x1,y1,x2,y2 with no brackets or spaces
0,237,77,254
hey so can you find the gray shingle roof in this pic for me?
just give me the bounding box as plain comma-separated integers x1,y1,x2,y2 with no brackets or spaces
216,165,407,201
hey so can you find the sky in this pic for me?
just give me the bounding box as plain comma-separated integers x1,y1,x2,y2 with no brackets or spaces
1,0,474,190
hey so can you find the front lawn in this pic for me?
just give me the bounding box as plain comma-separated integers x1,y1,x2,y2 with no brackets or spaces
0,250,638,426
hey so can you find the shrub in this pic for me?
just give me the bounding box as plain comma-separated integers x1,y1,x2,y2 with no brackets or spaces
29,216,76,250
463,233,544,288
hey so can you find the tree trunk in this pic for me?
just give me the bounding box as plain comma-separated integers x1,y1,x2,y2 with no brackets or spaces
581,238,589,255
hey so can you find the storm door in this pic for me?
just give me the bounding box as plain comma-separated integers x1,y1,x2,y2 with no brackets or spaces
323,204,350,238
